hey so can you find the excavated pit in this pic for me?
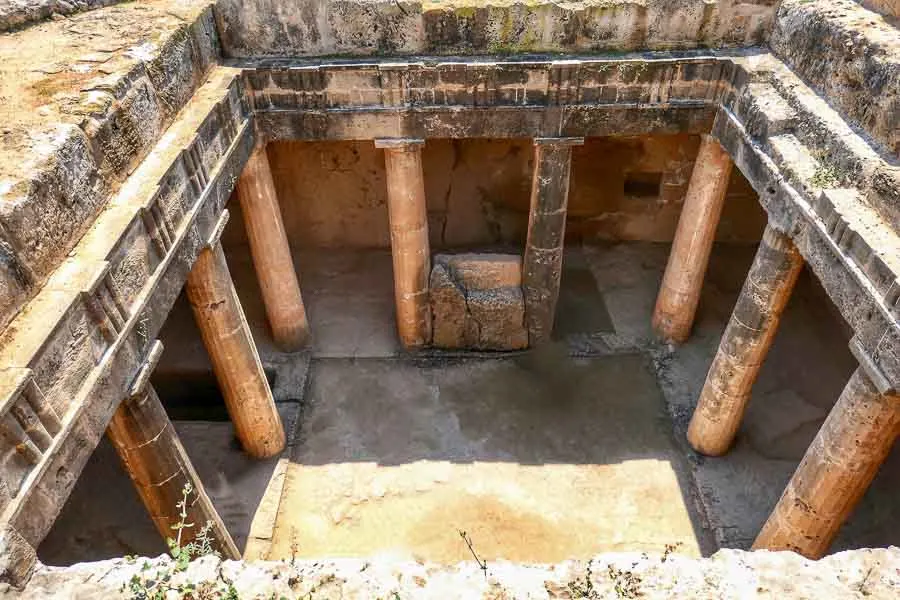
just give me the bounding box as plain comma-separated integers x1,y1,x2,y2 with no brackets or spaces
35,139,900,565
2,1,899,595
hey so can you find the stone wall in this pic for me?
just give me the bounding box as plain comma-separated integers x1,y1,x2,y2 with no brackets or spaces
214,0,780,58
7,548,900,598
858,0,900,18
769,0,900,157
0,0,120,32
221,136,765,250
0,1,219,331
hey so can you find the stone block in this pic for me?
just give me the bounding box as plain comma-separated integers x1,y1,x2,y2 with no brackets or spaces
467,288,528,350
430,253,527,351
447,253,522,290
429,263,468,349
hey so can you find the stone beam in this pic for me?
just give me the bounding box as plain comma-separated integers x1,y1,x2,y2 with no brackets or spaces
375,138,432,349
259,105,716,143
216,1,777,57
523,137,584,345
687,225,803,456
186,222,286,459
653,134,733,343
236,144,310,351
107,341,239,559
753,362,900,559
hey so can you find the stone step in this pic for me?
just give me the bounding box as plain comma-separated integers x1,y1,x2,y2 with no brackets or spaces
0,3,218,332
769,0,900,157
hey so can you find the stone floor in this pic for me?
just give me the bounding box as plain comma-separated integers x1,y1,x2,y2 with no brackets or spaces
268,354,704,562
37,242,900,565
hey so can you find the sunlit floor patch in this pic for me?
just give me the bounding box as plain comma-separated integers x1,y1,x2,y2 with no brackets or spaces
265,355,702,562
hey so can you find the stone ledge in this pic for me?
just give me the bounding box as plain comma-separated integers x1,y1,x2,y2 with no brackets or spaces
7,547,900,598
214,0,779,58
0,0,217,331
0,0,120,33
769,0,900,157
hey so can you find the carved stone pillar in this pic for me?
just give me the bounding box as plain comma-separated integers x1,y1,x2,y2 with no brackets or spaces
376,138,432,349
108,348,239,558
653,135,733,343
186,225,285,459
236,144,309,351
688,225,803,456
753,365,900,558
522,137,584,345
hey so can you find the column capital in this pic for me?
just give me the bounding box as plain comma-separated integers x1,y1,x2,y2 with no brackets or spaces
534,137,585,147
375,138,425,150
204,209,230,250
849,336,896,394
127,340,164,399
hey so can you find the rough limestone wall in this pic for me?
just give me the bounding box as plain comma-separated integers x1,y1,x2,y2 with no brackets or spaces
213,0,780,58
219,138,764,252
8,548,900,598
769,0,900,157
858,0,899,18
0,3,220,330
0,1,120,32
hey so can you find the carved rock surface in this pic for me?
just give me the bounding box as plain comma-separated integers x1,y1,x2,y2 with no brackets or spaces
430,253,527,351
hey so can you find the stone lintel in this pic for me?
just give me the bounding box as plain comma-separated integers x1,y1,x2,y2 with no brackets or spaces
711,107,900,391
374,138,426,150
0,77,254,553
534,137,585,147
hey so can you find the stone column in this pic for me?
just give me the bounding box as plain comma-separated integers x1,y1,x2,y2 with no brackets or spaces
376,138,431,349
523,137,584,345
687,225,803,456
237,144,309,352
186,242,285,459
753,367,900,559
108,385,239,558
653,135,733,343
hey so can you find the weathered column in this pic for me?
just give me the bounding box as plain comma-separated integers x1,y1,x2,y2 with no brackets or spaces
523,137,584,345
653,135,733,343
687,225,803,456
237,144,310,352
186,236,285,459
753,367,900,558
376,138,431,349
108,375,239,558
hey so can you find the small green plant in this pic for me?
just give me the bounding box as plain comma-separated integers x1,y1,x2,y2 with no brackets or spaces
810,162,840,188
661,542,682,563
567,559,601,599
121,483,233,600
607,563,643,599
458,529,489,579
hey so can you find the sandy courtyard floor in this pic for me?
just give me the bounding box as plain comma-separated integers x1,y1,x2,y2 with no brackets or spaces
267,355,702,562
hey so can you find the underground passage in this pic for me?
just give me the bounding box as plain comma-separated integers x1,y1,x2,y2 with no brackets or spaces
1,0,900,597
